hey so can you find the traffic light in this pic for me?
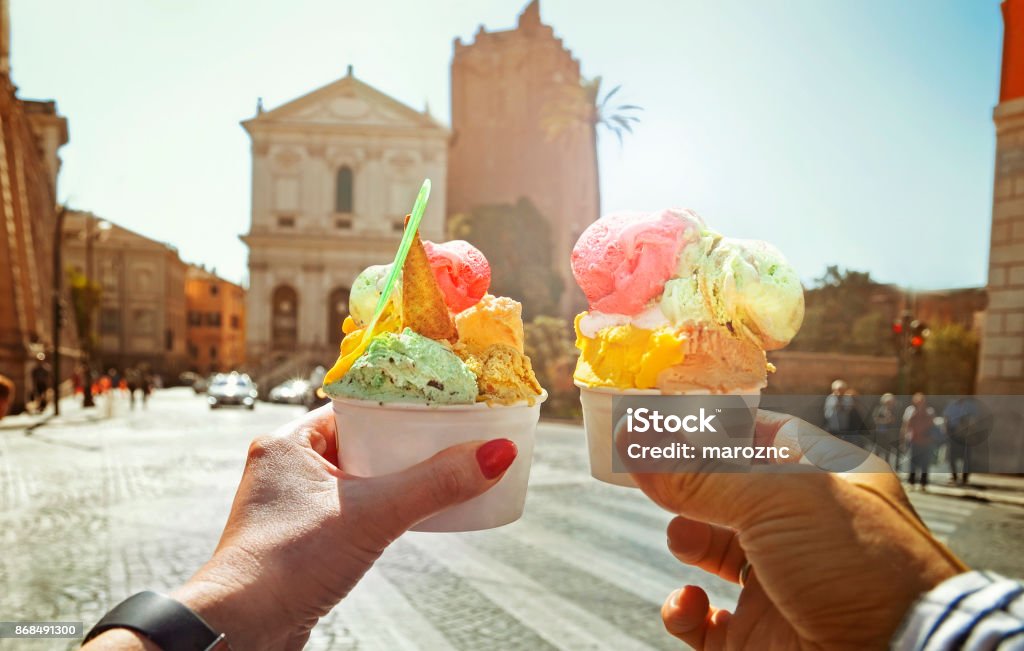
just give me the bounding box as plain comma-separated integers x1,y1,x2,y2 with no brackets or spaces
909,320,928,354
892,311,912,351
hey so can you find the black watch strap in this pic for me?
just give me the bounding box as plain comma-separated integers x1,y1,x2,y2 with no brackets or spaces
83,591,229,650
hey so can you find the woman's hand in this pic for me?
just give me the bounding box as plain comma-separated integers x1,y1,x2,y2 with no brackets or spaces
86,404,517,650
619,410,965,650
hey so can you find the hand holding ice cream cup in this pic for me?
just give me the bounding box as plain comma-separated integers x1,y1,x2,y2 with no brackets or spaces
570,209,805,487
322,180,546,531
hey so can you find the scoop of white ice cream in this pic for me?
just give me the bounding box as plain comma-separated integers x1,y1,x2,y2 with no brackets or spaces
349,263,402,327
702,238,804,350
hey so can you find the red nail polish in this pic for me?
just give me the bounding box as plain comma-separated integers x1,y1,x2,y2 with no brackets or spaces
476,438,518,479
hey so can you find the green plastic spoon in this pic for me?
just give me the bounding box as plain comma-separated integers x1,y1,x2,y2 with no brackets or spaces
323,179,431,384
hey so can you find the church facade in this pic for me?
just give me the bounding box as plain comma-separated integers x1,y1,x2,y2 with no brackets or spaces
241,67,447,376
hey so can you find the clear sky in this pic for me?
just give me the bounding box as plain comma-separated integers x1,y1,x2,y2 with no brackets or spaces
11,0,1003,290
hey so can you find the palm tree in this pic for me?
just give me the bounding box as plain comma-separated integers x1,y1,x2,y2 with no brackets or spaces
542,76,642,217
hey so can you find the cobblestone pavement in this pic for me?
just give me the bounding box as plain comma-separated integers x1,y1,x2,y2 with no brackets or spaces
2,389,1023,650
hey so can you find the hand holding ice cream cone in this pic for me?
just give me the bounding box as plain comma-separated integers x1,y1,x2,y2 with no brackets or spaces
320,181,546,530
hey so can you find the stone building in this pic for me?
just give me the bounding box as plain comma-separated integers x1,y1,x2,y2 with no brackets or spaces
185,265,246,375
241,67,447,385
0,0,78,412
63,212,189,379
978,0,1024,394
448,0,599,315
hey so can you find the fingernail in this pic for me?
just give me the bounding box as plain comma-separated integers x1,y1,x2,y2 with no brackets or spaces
476,438,518,479
670,588,684,608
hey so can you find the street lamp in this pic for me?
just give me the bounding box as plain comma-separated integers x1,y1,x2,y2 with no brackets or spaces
80,215,112,408
51,206,67,416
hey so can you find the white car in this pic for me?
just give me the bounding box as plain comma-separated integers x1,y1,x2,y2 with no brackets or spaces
207,373,257,410
268,379,311,405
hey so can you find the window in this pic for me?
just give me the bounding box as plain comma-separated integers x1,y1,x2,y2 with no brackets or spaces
205,312,222,327
271,285,299,349
188,311,202,326
133,309,156,335
327,287,350,348
277,215,295,228
210,346,218,359
335,166,353,213
210,284,219,296
166,329,174,351
101,262,118,292
335,217,352,230
100,308,120,335
275,176,299,211
230,315,241,330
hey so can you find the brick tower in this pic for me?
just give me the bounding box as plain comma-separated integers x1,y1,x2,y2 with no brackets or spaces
978,0,1024,394
447,0,599,316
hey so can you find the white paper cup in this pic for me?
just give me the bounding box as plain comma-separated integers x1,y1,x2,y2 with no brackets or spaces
332,391,547,532
576,382,761,488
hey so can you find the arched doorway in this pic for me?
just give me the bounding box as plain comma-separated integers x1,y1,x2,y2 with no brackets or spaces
327,287,350,349
271,285,299,349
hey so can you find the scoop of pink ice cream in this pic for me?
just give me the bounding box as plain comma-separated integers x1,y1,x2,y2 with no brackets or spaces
423,239,492,313
571,209,704,315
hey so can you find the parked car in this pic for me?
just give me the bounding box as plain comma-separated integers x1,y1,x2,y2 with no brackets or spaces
207,373,257,410
268,378,310,405
179,372,209,394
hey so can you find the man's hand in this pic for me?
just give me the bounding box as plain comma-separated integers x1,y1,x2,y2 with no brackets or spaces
620,410,965,650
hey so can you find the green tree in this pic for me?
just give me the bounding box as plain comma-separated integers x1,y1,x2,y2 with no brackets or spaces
923,324,978,395
448,198,564,319
524,316,579,418
67,268,101,359
789,266,887,354
850,312,888,356
541,76,642,217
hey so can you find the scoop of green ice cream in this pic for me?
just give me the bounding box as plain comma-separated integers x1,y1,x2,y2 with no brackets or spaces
325,328,477,404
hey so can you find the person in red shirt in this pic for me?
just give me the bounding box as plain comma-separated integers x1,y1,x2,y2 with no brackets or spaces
902,392,937,490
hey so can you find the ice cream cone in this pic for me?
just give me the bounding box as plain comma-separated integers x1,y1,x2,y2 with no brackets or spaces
402,220,458,342
576,383,761,488
332,392,547,531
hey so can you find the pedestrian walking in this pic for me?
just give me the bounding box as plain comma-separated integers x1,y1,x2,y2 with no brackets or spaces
30,355,51,413
126,367,141,410
823,379,850,437
843,388,872,450
141,373,152,409
871,393,901,468
902,392,936,490
943,396,991,485
0,374,13,420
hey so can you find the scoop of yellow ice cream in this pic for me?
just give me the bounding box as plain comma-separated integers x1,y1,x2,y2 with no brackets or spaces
573,313,687,390
454,294,525,354
457,343,542,405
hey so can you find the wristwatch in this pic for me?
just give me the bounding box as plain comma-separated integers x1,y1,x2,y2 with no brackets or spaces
83,591,230,650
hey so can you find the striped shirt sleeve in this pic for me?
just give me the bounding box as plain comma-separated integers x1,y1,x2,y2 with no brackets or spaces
892,571,1024,650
